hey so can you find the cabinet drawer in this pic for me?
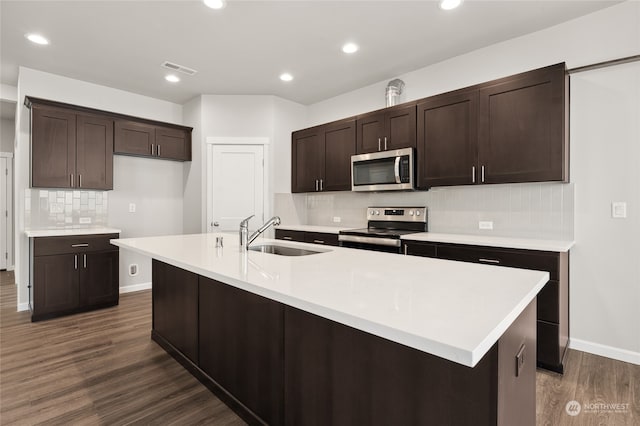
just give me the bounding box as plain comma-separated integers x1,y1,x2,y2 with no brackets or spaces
275,229,306,243
404,242,437,258
304,232,339,247
437,244,559,280
537,280,559,323
537,320,561,367
34,233,119,256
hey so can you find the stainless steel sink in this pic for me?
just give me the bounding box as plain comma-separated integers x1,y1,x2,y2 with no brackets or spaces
248,244,328,256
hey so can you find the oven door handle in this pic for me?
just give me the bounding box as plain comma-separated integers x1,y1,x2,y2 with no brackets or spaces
338,234,401,247
394,156,401,184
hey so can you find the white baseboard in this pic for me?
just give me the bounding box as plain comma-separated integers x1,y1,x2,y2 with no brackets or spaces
17,302,29,312
570,338,640,365
119,282,152,294
6,265,14,271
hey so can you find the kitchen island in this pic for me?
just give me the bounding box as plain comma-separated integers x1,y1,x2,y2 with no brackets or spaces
112,233,548,426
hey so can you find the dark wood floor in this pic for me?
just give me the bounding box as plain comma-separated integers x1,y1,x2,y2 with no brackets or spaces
1,270,638,425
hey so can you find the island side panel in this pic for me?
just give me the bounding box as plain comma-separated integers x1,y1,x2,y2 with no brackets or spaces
284,305,500,426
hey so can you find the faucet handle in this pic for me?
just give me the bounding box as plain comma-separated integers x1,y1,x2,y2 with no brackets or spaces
240,215,254,228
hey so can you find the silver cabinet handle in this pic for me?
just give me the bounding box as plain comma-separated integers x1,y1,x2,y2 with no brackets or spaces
384,136,388,150
479,258,500,264
157,145,161,157
70,174,74,188
404,244,408,255
313,240,325,244
472,166,476,183
282,236,293,240
151,144,154,156
378,138,381,151
71,243,89,248
320,179,323,191
481,165,485,183
74,254,78,270
83,254,87,268
315,179,319,191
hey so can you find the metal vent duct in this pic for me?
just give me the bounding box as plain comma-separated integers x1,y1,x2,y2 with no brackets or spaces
161,61,198,76
386,79,405,107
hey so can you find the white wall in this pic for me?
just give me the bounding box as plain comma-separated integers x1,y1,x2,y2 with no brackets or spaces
182,96,204,234
1,118,15,153
301,1,640,362
15,67,184,308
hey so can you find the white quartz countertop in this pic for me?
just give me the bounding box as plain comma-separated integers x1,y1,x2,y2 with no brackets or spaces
277,225,349,234
25,227,122,238
113,233,547,367
401,232,574,252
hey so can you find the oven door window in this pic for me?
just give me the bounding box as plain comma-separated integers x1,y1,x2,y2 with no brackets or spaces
353,158,397,186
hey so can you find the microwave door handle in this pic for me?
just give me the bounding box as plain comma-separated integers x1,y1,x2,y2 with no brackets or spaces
394,156,401,184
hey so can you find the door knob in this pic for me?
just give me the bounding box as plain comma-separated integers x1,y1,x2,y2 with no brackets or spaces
213,222,219,227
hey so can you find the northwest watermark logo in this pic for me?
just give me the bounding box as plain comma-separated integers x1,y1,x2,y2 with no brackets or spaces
565,400,581,416
566,400,630,416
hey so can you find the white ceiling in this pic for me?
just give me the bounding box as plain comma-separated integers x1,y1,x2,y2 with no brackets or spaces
0,0,621,106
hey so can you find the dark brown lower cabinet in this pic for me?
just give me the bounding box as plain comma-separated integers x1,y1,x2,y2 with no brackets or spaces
152,260,199,363
275,229,339,247
403,240,569,373
31,233,119,322
151,260,536,426
199,277,284,425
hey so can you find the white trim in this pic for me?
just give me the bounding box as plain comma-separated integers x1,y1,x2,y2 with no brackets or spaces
7,265,14,271
206,136,270,145
0,152,13,158
570,338,640,365
205,138,271,234
119,282,152,294
17,302,29,312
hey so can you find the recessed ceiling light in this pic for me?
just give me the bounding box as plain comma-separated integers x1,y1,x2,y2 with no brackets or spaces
203,0,226,9
25,33,49,45
279,73,293,82
439,0,462,10
342,43,359,54
165,74,180,83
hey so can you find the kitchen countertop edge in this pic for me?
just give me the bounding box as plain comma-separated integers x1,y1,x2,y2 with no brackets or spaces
25,227,122,238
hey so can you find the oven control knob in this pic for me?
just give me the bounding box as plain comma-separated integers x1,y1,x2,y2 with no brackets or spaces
416,211,421,216
375,210,380,215
409,210,414,216
369,210,375,215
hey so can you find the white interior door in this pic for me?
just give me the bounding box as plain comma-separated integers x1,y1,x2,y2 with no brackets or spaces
0,157,7,270
210,145,264,232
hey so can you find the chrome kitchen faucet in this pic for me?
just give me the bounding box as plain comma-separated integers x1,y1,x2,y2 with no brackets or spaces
239,215,281,250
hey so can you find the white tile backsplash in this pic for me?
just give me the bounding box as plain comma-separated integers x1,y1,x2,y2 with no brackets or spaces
25,189,109,229
275,182,574,240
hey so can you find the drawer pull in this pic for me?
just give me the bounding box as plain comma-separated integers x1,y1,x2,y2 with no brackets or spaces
83,254,87,268
313,240,325,244
71,243,89,248
479,258,500,264
282,236,293,240
74,254,78,270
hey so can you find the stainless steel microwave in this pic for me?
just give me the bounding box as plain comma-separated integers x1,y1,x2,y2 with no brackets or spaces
351,147,414,191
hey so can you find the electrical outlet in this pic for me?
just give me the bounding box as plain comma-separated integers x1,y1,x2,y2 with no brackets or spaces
129,264,138,276
129,203,136,213
333,216,342,223
612,202,627,218
479,221,493,230
79,217,91,224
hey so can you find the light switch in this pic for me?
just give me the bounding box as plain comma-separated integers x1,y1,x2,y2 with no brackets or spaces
612,202,627,219
129,203,136,213
479,221,493,230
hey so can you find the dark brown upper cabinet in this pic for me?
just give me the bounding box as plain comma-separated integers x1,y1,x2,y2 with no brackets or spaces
478,63,567,184
291,118,356,193
155,126,192,161
416,63,568,188
30,103,113,190
356,104,416,154
114,120,155,157
417,89,478,188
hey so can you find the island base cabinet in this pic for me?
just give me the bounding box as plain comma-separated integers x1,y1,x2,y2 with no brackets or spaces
284,301,536,426
198,277,284,426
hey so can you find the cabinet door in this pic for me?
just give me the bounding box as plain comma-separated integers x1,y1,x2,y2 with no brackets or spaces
385,104,416,150
417,91,477,188
275,229,306,242
31,106,76,189
478,64,567,184
114,120,155,157
292,127,324,193
155,126,191,161
356,111,385,154
304,232,339,247
33,254,79,317
323,119,356,191
404,241,437,258
199,277,284,425
79,250,119,307
76,114,114,190
152,260,199,363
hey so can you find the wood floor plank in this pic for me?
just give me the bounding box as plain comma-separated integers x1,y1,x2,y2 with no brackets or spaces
1,270,637,425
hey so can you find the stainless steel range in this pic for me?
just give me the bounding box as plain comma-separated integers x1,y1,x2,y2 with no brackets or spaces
338,207,428,253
